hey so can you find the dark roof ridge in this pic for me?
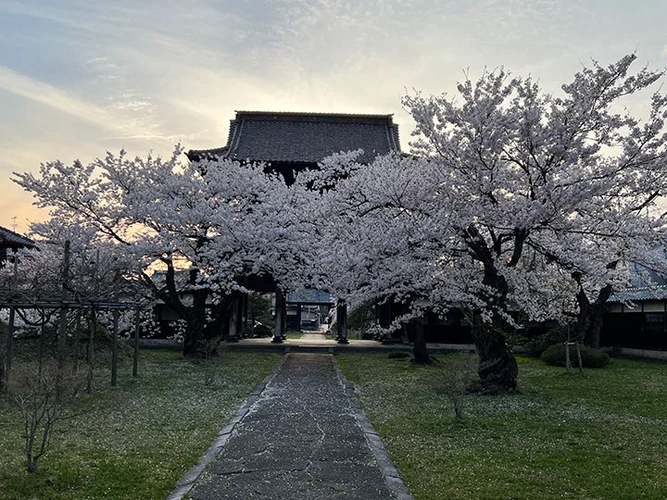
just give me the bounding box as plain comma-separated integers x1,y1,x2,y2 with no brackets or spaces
234,110,394,119
187,109,400,164
0,225,35,249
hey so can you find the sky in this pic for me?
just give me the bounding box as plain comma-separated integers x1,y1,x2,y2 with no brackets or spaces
1,0,667,233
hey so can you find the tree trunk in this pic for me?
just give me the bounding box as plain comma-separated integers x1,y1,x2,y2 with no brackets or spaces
412,332,430,364
182,289,211,358
462,224,519,392
470,319,518,394
410,318,430,364
576,284,612,349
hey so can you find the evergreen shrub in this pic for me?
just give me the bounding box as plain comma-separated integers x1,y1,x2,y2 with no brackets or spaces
540,343,610,368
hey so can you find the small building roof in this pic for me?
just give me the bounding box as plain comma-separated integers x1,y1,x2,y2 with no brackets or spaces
610,285,667,303
286,288,334,305
0,226,35,250
187,111,400,164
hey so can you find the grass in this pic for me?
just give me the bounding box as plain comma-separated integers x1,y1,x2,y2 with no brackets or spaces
0,348,281,500
336,353,667,500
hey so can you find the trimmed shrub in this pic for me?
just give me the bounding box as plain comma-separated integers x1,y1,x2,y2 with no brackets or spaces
541,343,610,368
520,326,569,357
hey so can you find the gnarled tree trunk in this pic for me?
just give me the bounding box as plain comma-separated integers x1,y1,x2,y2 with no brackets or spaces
463,224,521,393
470,319,518,393
576,284,613,349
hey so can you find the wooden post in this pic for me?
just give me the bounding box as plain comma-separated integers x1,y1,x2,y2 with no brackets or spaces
58,240,71,370
296,304,302,332
133,309,140,378
87,249,99,394
38,309,46,377
226,297,239,342
5,307,15,385
0,310,4,389
2,250,20,387
74,313,82,372
281,298,287,339
337,301,349,344
575,342,584,373
111,308,119,387
240,294,248,338
86,309,96,394
272,289,284,343
236,296,245,338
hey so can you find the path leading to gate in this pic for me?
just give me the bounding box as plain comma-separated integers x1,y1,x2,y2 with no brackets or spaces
168,353,413,500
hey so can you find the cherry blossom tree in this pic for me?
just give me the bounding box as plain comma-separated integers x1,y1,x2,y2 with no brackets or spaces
399,54,667,391
13,148,310,357
300,152,445,362
303,54,667,392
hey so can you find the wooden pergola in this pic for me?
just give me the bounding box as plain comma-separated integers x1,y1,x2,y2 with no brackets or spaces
0,236,143,388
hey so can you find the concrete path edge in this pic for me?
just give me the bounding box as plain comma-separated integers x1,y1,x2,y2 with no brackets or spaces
331,357,414,500
166,354,290,500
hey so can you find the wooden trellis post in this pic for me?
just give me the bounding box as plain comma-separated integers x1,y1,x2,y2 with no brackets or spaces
133,309,140,378
58,240,70,371
111,309,119,387
111,275,119,387
5,306,15,386
86,308,96,394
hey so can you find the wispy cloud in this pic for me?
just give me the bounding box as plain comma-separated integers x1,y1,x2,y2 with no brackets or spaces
0,64,180,150
2,0,667,233
0,65,117,129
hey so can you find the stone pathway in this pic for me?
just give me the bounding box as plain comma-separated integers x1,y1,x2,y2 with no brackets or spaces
299,333,327,342
168,353,412,499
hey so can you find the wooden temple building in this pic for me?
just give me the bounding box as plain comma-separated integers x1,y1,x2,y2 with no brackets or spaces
186,111,401,343
0,225,35,266
187,111,400,184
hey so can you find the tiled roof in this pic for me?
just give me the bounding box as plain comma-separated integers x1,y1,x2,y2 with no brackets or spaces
286,288,334,305
0,226,35,250
610,285,667,302
188,111,400,164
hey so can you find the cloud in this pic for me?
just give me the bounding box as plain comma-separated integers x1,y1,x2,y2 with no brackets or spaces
2,0,667,234
0,65,120,131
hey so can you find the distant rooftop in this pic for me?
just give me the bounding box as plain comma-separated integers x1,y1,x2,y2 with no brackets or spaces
610,285,667,302
0,225,35,250
286,288,334,305
187,111,400,164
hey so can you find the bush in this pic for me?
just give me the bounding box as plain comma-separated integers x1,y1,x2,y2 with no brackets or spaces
540,343,610,368
519,325,569,357
347,301,376,339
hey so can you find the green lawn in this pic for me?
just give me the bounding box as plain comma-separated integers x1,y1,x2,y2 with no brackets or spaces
337,353,667,500
0,349,281,500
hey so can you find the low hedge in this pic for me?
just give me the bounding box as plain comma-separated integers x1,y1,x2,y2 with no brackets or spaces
540,343,610,368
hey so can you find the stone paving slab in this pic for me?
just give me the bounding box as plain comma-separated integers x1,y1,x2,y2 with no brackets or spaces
168,353,413,500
